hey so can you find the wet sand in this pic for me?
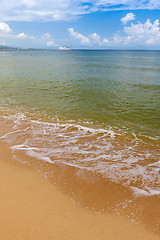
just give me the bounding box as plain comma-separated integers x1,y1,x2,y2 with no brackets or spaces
0,140,159,240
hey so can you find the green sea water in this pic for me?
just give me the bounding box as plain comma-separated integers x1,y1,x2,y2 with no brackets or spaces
0,49,159,141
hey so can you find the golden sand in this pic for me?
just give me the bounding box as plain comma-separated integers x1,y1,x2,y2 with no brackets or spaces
0,140,159,240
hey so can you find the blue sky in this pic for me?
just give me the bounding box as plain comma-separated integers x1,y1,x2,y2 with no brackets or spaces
0,0,160,49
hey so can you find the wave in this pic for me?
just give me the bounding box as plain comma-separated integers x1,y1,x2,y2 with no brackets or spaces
0,106,159,197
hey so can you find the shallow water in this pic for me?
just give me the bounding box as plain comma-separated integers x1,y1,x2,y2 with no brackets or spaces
0,49,160,234
0,49,159,140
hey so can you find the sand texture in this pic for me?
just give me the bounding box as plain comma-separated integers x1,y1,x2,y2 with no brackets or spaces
0,140,159,240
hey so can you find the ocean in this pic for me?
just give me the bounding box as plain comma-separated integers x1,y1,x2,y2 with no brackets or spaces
0,49,160,233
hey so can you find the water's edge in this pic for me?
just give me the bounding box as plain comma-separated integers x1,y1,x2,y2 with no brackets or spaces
0,105,159,235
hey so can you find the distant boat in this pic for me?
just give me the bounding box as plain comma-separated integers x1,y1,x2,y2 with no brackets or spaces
58,46,70,50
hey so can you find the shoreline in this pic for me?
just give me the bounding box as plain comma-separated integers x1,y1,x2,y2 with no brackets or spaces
0,140,159,239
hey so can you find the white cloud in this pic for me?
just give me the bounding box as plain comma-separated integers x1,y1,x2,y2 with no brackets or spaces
94,0,160,10
16,32,28,38
124,19,160,46
15,32,35,40
121,13,135,24
52,10,69,21
0,21,36,47
113,34,122,44
0,1,160,22
90,33,101,44
40,32,58,47
0,21,57,48
0,22,12,36
103,38,109,44
107,19,160,48
68,28,90,45
89,32,109,45
40,32,51,41
47,41,56,46
68,28,109,46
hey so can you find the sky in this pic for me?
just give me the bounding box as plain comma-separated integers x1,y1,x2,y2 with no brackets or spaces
0,0,160,49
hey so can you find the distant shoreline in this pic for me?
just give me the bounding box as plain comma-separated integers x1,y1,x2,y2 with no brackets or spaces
1,46,160,51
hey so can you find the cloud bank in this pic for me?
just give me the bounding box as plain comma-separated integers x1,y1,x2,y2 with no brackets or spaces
1,14,160,49
68,28,109,46
124,19,160,46
68,16,160,48
0,0,160,22
0,21,58,47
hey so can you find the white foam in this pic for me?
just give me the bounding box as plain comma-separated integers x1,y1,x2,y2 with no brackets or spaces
131,187,150,196
0,130,21,139
10,143,39,151
1,108,160,196
146,187,160,195
26,150,52,163
10,143,53,163
131,186,160,196
148,160,160,167
30,118,116,137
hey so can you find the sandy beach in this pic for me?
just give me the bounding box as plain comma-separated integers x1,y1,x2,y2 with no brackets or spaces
0,138,159,240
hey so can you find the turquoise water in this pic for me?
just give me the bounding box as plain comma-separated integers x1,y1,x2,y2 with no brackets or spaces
0,50,159,141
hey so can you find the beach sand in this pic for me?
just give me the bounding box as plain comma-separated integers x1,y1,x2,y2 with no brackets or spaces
0,139,160,240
